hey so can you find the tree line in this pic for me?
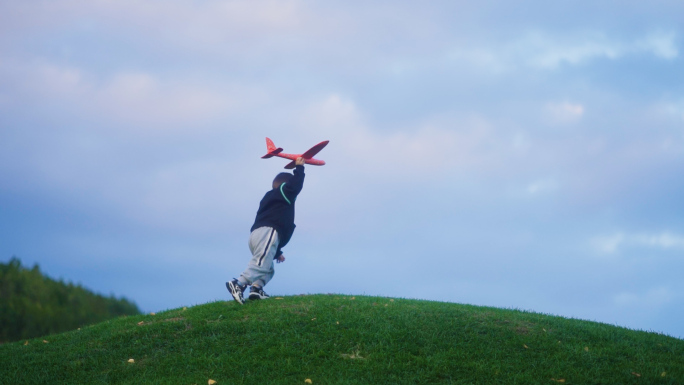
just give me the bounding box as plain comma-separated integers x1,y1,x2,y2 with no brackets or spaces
0,257,140,343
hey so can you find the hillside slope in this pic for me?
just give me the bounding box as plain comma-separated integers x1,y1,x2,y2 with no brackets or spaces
1,294,682,384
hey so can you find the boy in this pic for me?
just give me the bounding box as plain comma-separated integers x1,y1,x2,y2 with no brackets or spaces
226,156,306,304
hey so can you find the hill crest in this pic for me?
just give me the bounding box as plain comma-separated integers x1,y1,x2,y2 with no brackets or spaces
1,294,682,384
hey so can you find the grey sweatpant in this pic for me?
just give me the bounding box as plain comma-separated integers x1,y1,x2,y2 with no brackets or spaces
237,226,280,288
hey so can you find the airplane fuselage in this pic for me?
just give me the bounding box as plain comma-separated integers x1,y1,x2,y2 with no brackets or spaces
274,152,326,166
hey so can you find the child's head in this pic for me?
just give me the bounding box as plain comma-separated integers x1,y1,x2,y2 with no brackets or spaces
272,172,293,189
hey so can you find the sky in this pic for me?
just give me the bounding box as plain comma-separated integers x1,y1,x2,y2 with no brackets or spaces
1,1,683,338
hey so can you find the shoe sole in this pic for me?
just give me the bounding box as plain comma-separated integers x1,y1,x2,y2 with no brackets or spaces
226,281,244,305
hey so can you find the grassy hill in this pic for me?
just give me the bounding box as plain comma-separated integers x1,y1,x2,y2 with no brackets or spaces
1,294,682,384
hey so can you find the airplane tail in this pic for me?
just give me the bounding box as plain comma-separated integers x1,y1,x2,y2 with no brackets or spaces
266,137,276,152
261,137,283,159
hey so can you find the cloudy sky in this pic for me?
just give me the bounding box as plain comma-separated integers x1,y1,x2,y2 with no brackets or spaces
1,1,683,338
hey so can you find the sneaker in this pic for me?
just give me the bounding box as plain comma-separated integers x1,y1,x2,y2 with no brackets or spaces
248,285,270,300
226,279,246,305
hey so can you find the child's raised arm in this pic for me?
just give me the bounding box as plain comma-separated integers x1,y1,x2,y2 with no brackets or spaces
281,157,305,200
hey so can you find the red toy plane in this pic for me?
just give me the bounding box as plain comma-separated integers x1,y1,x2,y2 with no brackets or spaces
261,137,329,169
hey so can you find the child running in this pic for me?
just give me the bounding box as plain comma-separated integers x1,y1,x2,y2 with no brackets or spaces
226,156,306,304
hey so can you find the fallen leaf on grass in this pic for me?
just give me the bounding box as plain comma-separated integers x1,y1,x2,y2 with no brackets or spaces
24,341,28,345
661,372,667,377
275,297,284,300
550,379,565,383
390,299,394,302
150,312,156,316
208,379,217,384
42,340,49,343
341,350,365,360
305,379,312,384
183,307,187,311
137,321,145,325
127,359,135,363
311,318,316,321
584,347,589,352
336,321,339,325
523,344,529,349
384,304,388,307
632,372,641,377
350,297,356,300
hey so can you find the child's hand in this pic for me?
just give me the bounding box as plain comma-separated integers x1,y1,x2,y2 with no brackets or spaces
276,254,286,263
295,157,305,166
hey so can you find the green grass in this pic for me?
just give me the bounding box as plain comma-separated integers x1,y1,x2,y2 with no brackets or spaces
1,294,682,384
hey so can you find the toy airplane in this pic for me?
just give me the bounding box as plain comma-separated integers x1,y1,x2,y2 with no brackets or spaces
261,137,329,169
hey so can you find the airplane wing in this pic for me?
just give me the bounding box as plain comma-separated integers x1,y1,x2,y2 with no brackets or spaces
300,140,329,159
261,148,283,158
284,160,297,169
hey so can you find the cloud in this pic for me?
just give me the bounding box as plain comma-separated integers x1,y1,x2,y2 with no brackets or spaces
657,100,684,122
592,233,626,254
635,233,684,249
635,32,679,59
297,94,501,179
449,30,678,73
0,59,268,236
614,287,674,308
592,232,684,254
0,0,307,38
526,178,559,195
97,72,235,128
0,60,244,130
525,30,678,68
544,102,585,125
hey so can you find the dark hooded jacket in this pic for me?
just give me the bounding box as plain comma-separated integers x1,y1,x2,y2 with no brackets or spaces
250,165,305,258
